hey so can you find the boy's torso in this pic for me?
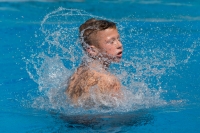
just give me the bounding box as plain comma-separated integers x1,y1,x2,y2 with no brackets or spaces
66,66,121,105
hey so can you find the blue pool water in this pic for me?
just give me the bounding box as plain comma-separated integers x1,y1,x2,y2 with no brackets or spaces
1,0,200,132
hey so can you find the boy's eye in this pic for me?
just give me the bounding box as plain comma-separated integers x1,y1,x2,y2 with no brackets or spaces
110,41,114,44
107,39,115,44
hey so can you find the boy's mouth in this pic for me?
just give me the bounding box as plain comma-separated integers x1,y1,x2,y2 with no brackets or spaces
116,51,122,58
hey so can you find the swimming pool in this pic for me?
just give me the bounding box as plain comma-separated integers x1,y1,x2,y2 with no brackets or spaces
1,0,200,132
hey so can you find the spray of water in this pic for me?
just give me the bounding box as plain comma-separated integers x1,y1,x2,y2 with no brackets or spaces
25,7,199,115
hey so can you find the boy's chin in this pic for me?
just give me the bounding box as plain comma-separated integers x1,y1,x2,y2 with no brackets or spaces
93,54,122,63
114,58,121,62
110,57,122,63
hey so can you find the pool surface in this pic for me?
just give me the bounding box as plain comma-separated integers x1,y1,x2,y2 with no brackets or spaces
1,0,200,132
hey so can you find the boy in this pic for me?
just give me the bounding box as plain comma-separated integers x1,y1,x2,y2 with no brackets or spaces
66,18,123,108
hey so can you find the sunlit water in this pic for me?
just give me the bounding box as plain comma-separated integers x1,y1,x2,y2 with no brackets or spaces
1,1,200,132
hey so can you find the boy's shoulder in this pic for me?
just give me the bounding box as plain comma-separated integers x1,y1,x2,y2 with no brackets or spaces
89,68,118,81
71,65,119,84
75,66,119,85
90,69,121,89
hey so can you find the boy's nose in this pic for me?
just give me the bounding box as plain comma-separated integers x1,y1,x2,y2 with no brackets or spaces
117,41,123,49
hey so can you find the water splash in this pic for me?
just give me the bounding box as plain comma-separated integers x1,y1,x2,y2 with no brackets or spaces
25,7,199,115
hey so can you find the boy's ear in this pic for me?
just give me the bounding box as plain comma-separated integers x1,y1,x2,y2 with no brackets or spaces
86,45,99,57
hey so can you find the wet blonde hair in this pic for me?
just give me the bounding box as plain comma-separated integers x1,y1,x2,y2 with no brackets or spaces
79,18,116,50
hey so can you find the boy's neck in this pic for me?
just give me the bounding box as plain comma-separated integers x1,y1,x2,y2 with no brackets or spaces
90,59,109,70
82,56,110,71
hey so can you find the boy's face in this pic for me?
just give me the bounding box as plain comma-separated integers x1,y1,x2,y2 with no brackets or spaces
93,28,123,62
